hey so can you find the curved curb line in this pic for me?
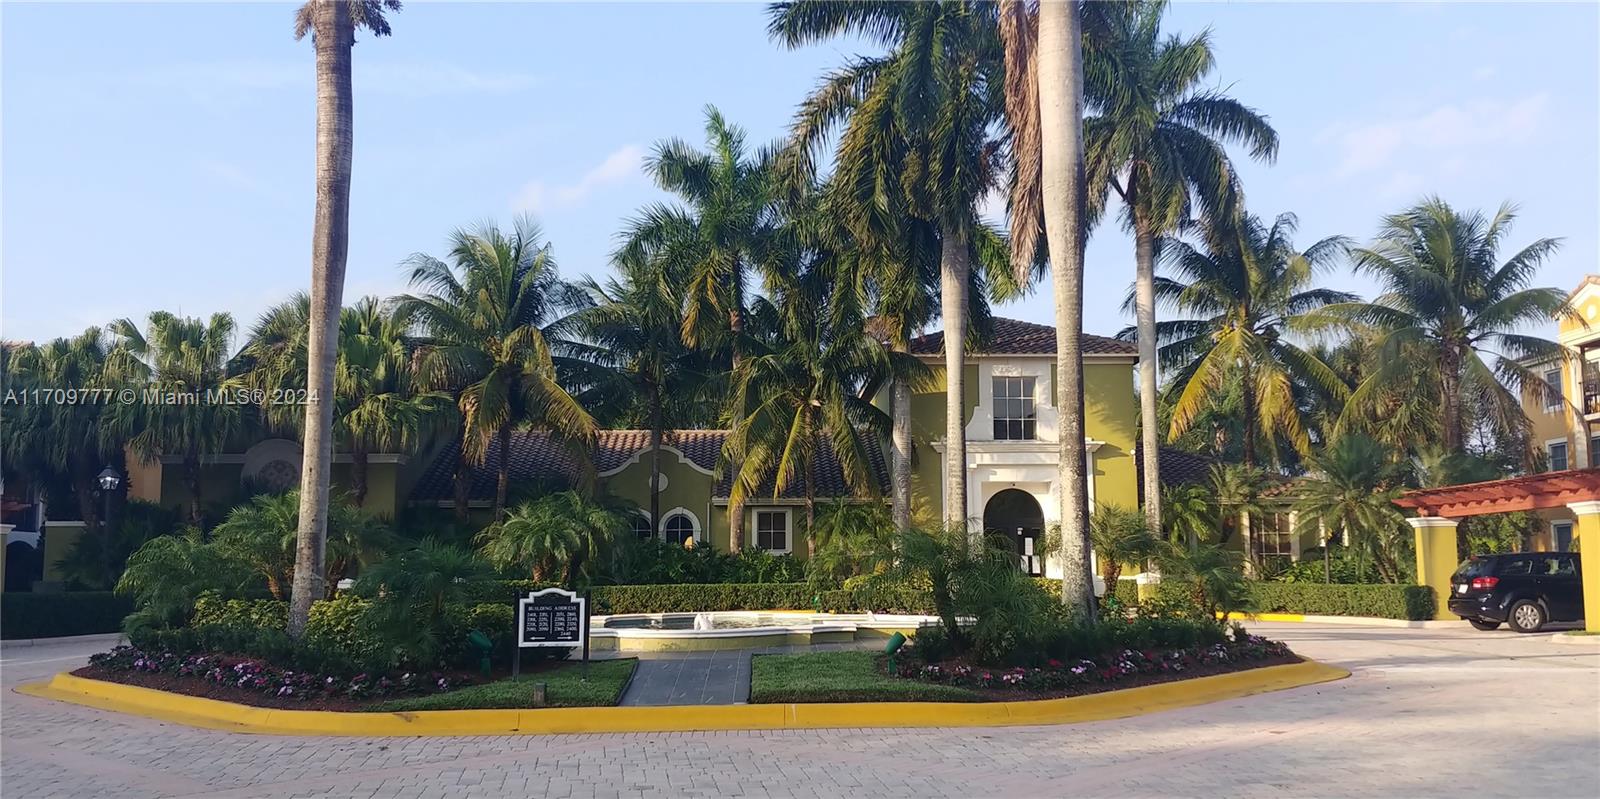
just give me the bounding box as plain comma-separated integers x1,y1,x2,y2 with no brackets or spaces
15,660,1349,737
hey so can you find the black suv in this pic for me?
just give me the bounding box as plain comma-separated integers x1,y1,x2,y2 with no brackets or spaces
1449,552,1585,633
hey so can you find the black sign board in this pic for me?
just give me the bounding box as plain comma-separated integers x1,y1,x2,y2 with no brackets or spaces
517,588,588,648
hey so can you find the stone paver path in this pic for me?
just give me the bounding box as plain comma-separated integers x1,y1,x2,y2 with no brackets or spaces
3,623,1598,798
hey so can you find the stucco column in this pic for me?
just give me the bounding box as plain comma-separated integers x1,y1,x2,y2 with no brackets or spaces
1407,516,1459,620
1564,501,1600,633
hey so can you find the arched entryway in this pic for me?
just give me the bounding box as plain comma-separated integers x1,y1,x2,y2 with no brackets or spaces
984,489,1045,576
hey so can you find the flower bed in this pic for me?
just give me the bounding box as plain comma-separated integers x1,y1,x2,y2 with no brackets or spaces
79,645,466,711
899,633,1296,699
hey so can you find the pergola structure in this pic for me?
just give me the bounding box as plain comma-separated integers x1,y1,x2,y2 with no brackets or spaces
1395,469,1600,631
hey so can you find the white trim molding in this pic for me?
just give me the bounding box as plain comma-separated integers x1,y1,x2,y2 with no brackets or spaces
657,506,702,543
1564,500,1600,516
597,445,715,478
750,507,794,555
1405,516,1460,530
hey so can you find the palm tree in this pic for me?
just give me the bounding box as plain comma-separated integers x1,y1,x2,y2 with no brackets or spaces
1141,212,1353,467
1,331,127,547
107,312,245,526
240,295,453,507
211,489,393,598
619,106,778,544
399,218,597,522
570,257,711,530
1080,0,1278,533
770,1,1005,535
722,267,894,553
477,491,630,587
1201,461,1267,563
1329,199,1569,454
1160,482,1216,549
288,0,401,640
1294,434,1409,583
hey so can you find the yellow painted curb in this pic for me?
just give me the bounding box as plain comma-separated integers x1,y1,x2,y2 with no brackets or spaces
15,660,1348,737
1217,612,1307,623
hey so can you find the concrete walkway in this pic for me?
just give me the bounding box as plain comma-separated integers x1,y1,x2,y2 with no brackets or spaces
619,642,876,705
3,624,1597,798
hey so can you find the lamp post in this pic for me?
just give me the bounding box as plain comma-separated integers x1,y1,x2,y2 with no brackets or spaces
96,465,121,587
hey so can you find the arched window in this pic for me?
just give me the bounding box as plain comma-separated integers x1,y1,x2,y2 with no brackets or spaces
662,511,698,545
630,513,654,540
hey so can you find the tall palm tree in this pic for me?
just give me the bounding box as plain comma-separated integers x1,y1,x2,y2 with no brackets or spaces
240,295,452,506
107,312,245,526
1293,434,1409,583
571,256,711,530
1328,199,1568,454
1081,0,1278,533
1141,211,1353,467
770,1,1005,534
399,218,597,522
289,0,402,640
722,225,896,551
619,106,778,544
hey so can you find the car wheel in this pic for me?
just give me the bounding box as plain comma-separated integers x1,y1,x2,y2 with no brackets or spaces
1468,618,1502,631
1508,600,1546,633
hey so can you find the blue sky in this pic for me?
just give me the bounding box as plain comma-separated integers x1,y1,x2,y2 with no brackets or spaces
4,2,1597,348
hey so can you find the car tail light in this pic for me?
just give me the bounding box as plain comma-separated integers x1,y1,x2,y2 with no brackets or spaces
1470,576,1499,591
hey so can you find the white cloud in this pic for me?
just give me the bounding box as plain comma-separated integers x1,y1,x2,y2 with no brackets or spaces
1326,92,1550,179
511,144,646,214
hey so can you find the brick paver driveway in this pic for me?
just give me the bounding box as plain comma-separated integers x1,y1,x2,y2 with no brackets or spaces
3,623,1597,798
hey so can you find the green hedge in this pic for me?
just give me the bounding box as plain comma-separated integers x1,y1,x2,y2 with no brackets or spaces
593,583,820,614
1246,582,1435,620
1,592,134,640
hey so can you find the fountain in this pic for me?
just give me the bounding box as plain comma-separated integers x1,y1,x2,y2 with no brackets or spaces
587,610,939,652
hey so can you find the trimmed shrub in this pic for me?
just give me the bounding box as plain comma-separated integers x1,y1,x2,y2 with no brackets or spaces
821,575,934,614
1247,583,1435,620
592,583,820,614
1,591,134,640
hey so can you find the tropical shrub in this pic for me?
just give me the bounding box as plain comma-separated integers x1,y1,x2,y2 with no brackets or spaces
477,492,629,586
354,539,494,667
1248,583,1435,620
1272,546,1383,584
211,490,393,598
55,500,181,591
117,528,259,627
1155,542,1254,623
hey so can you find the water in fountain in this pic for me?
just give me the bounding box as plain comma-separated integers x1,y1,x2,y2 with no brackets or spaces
693,612,714,631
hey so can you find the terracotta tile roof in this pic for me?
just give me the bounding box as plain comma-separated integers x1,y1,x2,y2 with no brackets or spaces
908,317,1135,357
409,429,888,505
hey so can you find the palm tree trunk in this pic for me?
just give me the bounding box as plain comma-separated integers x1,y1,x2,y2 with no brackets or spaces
1239,368,1258,468
939,231,970,533
729,256,745,371
1132,204,1161,535
451,448,472,525
1037,0,1095,618
805,452,817,558
493,424,512,521
351,445,369,507
183,455,204,528
289,0,355,640
648,400,663,536
891,342,913,532
1440,343,1463,453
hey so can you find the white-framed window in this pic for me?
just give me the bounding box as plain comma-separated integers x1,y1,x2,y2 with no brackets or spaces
629,513,654,540
1250,512,1293,558
1544,368,1563,411
992,376,1037,440
1548,440,1569,472
1590,436,1598,468
659,508,700,544
754,508,792,554
1553,521,1574,551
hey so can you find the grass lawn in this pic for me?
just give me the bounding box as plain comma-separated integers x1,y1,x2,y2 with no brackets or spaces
749,651,981,704
370,658,637,712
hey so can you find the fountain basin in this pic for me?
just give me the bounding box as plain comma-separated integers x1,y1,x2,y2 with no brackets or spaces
587,611,938,652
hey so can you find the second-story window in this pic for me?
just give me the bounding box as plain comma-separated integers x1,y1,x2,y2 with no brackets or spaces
993,376,1036,440
1549,441,1569,471
1544,368,1562,411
